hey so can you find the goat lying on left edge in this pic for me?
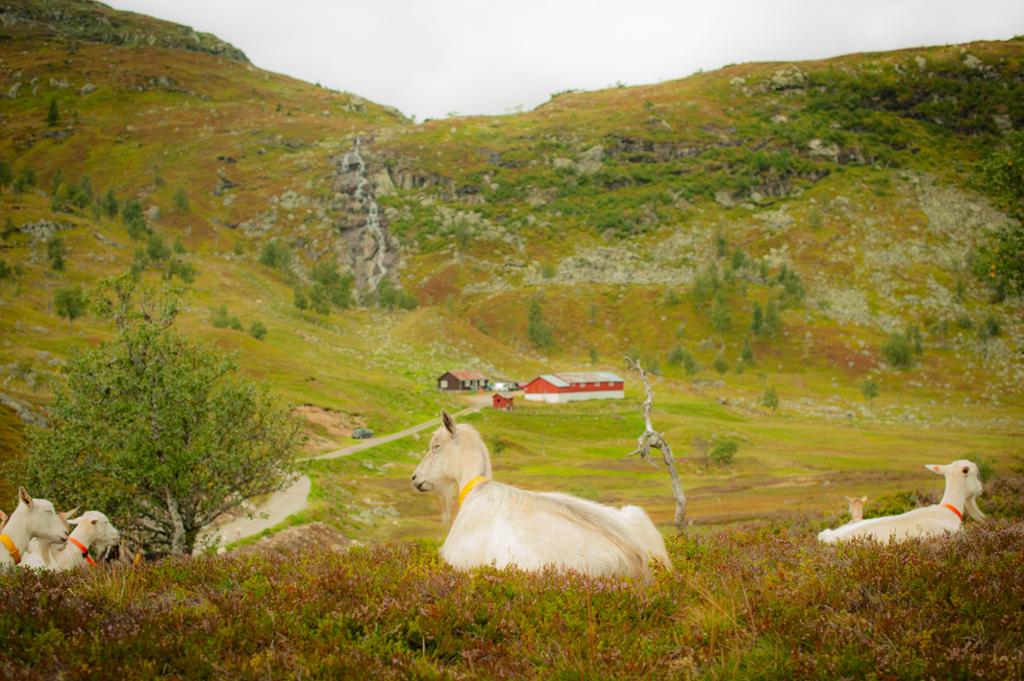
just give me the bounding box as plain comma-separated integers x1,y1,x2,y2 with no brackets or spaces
21,510,120,571
0,487,69,569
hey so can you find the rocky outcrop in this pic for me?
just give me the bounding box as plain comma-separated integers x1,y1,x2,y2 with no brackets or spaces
0,0,249,63
330,140,396,291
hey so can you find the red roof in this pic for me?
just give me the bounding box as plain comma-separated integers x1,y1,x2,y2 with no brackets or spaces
445,370,487,381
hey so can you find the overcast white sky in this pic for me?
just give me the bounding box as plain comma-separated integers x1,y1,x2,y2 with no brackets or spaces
109,1,1024,120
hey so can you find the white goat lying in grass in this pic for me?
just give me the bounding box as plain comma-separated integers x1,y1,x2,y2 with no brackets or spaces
818,460,985,543
21,511,120,571
0,488,69,568
411,410,672,578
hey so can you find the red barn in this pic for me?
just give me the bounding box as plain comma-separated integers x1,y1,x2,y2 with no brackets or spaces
492,393,514,411
523,372,625,403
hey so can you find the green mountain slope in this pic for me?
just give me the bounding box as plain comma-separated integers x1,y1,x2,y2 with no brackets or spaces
0,1,1020,534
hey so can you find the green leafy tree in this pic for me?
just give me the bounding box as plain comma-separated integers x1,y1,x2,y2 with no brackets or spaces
46,97,59,127
713,355,729,374
146,233,170,262
527,299,554,350
54,285,86,330
861,379,879,403
46,236,66,271
165,258,197,284
881,326,923,369
13,167,36,193
23,275,300,555
762,386,779,410
249,321,267,341
172,186,189,212
309,283,330,315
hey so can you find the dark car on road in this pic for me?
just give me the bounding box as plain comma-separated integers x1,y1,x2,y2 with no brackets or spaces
351,428,374,439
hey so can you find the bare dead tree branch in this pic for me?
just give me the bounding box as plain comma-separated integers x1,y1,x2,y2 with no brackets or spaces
625,356,687,530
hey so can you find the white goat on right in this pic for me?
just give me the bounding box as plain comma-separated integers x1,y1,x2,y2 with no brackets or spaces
20,511,120,571
818,459,985,543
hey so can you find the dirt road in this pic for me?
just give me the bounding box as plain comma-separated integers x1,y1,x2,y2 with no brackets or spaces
200,396,491,550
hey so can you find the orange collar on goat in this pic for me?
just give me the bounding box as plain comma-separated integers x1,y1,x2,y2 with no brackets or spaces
942,502,963,521
0,533,20,564
67,536,97,566
458,476,488,507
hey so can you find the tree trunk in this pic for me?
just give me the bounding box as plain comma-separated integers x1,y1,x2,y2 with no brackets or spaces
165,487,188,556
625,357,687,530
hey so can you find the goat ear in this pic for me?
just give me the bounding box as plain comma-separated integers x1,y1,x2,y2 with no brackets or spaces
59,507,79,523
18,487,32,508
845,496,853,502
441,410,456,437
0,510,6,527
925,464,946,475
860,496,868,503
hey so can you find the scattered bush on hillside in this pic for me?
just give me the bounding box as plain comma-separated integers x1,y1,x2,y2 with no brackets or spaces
210,305,242,331
763,298,782,337
233,240,244,256
12,167,36,193
740,337,755,367
173,237,186,254
527,299,554,350
588,347,598,364
776,264,805,306
249,321,267,341
309,261,351,310
881,325,923,369
101,188,119,218
172,186,189,212
309,284,331,315
259,238,292,272
709,438,738,466
978,313,1001,340
46,236,66,271
54,285,86,330
2,216,16,240
976,130,1024,297
0,259,12,280
165,258,197,284
809,207,823,230
690,262,721,309
762,386,779,410
23,274,301,555
861,378,879,403
863,489,938,519
146,233,170,262
750,301,763,335
46,97,59,126
293,287,309,311
713,355,729,374
714,230,728,257
378,278,418,310
710,290,731,333
0,158,11,193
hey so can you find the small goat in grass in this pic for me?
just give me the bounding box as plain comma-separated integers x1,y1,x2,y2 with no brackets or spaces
21,511,120,571
412,410,672,578
0,488,69,568
818,460,985,543
846,496,868,522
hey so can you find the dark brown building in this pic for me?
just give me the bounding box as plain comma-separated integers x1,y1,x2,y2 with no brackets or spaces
437,370,488,392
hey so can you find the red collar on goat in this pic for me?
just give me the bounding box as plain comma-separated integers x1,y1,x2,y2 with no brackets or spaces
68,536,97,566
942,503,963,521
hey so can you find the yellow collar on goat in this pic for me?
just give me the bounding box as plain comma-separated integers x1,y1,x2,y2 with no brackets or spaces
458,476,488,507
0,533,20,564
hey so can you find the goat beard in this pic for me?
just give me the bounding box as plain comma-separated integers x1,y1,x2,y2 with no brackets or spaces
439,482,457,525
966,495,986,522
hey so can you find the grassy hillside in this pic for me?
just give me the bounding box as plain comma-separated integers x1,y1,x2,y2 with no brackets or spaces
0,1,1021,538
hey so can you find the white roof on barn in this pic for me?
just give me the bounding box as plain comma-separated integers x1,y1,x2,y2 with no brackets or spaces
538,371,624,387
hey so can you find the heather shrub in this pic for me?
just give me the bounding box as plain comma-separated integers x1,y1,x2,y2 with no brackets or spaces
0,523,1021,679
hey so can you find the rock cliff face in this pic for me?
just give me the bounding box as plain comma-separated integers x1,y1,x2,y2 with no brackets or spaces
0,0,249,62
330,141,396,292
